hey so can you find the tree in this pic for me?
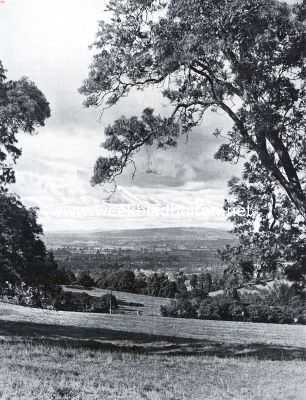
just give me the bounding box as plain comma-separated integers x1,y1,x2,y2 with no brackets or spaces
159,279,177,298
0,61,51,284
198,273,212,295
97,293,118,312
77,271,95,287
80,0,306,220
0,193,60,284
116,269,136,291
190,274,198,290
146,272,165,296
220,155,305,280
175,272,188,297
0,61,50,189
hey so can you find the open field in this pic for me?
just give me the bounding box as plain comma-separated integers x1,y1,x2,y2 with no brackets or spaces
62,285,168,316
1,302,306,399
1,338,306,400
2,301,306,357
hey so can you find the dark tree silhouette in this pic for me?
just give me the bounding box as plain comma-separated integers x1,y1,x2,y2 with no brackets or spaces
0,61,53,285
0,61,50,190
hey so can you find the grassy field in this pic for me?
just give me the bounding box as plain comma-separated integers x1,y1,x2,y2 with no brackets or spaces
1,301,306,356
62,285,167,316
1,299,306,399
1,337,306,399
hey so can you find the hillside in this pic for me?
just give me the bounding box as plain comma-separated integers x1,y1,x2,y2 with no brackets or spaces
2,336,306,400
1,299,306,356
1,297,306,399
45,227,235,274
45,227,235,249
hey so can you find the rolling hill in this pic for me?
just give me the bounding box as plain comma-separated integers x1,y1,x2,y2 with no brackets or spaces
45,227,235,250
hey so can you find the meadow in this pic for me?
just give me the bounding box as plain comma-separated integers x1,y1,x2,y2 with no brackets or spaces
1,295,306,399
62,285,167,316
1,337,306,400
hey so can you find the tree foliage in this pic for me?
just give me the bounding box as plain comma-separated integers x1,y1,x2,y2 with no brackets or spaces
0,61,52,284
81,0,306,219
0,193,60,284
0,61,50,189
220,155,305,281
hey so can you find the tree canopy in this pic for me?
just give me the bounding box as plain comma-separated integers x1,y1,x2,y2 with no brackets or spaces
0,61,50,190
220,154,306,281
0,61,53,284
0,192,60,284
80,0,306,219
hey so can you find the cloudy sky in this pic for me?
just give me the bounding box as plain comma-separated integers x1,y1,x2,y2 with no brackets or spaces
0,0,244,232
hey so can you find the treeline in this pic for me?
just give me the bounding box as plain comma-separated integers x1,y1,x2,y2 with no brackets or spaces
54,248,224,275
0,281,118,314
83,269,216,299
161,282,306,325
94,270,185,298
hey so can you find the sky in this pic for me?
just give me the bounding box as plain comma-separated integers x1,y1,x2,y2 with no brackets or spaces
0,0,249,232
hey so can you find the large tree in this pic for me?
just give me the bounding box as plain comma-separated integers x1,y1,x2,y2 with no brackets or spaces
0,61,50,189
0,61,52,284
80,0,306,220
220,155,306,281
0,193,57,284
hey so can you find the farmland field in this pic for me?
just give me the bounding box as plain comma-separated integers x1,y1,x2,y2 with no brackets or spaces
62,285,168,316
1,338,306,400
1,300,306,356
1,301,306,399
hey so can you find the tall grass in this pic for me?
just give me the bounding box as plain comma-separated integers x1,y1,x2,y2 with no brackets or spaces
0,338,306,400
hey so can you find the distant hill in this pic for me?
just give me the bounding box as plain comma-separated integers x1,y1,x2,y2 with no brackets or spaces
45,227,235,249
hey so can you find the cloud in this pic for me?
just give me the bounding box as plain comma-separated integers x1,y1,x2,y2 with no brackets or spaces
1,0,243,231
114,114,240,189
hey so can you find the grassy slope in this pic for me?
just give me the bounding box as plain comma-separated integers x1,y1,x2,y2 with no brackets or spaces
62,286,167,316
0,339,306,400
1,301,306,351
1,300,306,399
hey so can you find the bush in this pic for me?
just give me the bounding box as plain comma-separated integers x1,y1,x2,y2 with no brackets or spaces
159,278,306,325
265,306,295,324
160,299,197,319
77,272,95,288
176,299,197,319
245,304,295,324
245,304,270,323
198,299,221,320
227,301,245,321
160,300,178,317
92,293,118,313
54,291,118,313
198,297,245,321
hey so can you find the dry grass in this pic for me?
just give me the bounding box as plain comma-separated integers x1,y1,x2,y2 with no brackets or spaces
0,338,306,400
2,301,306,350
1,301,306,399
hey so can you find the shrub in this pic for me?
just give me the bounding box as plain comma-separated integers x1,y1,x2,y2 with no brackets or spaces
160,299,197,319
190,288,209,300
92,293,118,313
175,299,197,319
263,282,300,307
245,304,296,324
160,300,178,317
159,278,306,325
198,299,221,320
265,306,295,324
245,304,270,323
77,272,95,288
227,301,245,321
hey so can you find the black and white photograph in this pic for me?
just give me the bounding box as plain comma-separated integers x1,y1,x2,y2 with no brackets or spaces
0,0,306,398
